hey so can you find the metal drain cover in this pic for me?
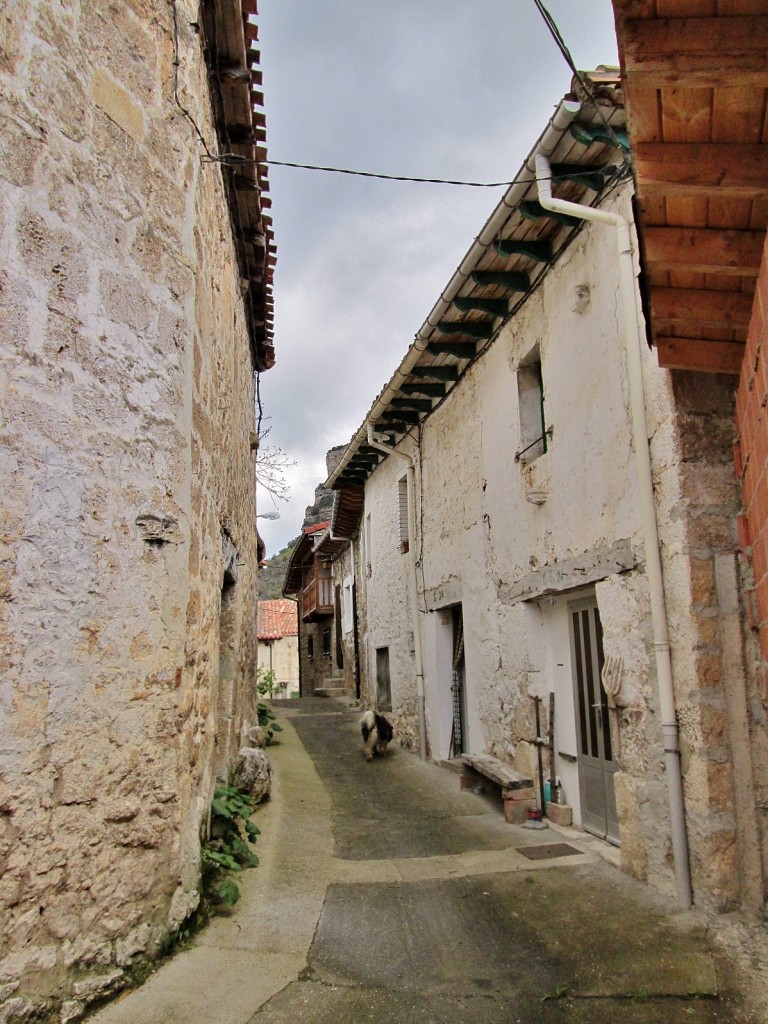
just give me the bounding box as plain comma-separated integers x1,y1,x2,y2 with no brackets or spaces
517,843,580,860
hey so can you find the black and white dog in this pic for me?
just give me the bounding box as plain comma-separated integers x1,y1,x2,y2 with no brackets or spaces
360,710,393,762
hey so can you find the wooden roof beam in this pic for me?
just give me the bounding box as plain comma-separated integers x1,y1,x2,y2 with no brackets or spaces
400,382,446,398
635,143,768,199
453,296,508,317
390,397,433,413
656,337,745,375
643,227,764,276
436,320,494,339
651,288,754,333
426,341,477,359
410,365,460,381
623,16,768,86
471,269,530,292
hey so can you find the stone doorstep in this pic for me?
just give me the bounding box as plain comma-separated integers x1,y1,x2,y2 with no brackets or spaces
545,801,573,827
313,687,346,698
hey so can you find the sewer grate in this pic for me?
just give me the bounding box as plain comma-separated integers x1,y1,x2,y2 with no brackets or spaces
516,843,580,860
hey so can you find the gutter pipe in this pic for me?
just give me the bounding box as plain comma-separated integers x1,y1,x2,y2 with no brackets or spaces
535,154,693,909
366,424,427,761
325,97,581,492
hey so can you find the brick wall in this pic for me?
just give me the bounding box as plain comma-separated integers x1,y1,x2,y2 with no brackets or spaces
735,232,768,698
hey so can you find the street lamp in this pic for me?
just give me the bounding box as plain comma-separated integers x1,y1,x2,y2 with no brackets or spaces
257,510,280,521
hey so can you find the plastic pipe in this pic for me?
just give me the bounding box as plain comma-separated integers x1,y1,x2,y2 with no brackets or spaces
535,154,692,909
366,425,427,760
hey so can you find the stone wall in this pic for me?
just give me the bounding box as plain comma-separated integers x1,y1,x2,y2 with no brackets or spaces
0,0,262,1017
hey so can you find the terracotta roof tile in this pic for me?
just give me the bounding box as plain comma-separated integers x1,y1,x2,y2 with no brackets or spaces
257,599,298,640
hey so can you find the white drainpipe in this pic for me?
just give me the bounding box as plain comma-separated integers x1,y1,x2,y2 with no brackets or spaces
535,154,692,909
366,424,427,760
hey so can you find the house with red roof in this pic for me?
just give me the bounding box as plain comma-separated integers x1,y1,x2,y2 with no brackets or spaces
257,599,299,697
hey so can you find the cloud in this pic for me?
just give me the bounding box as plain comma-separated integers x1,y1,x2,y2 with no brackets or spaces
256,0,619,553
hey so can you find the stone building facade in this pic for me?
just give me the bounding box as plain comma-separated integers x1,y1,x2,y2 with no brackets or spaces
326,77,764,915
257,599,299,697
0,0,274,1017
283,449,361,700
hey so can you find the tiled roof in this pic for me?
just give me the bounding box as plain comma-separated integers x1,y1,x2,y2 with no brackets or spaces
257,599,298,640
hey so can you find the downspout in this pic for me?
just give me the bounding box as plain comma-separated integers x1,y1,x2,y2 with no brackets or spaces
535,154,692,909
366,424,427,761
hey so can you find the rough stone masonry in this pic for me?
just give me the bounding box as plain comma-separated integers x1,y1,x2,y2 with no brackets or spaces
0,0,269,1018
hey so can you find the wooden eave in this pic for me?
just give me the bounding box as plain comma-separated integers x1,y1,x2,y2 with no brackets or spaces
201,0,276,372
282,532,314,596
612,0,768,376
330,75,628,487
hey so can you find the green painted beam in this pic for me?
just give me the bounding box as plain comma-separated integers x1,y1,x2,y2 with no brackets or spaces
436,320,494,339
400,382,446,397
358,445,385,460
494,238,552,262
379,409,420,423
373,422,407,436
391,397,432,412
427,341,476,359
570,122,629,152
471,270,530,292
520,200,582,228
453,296,508,317
410,365,460,381
550,163,614,190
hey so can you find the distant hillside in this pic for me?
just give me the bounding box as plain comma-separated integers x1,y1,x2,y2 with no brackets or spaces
258,537,299,599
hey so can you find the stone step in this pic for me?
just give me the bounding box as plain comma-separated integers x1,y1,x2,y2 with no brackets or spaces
314,687,346,698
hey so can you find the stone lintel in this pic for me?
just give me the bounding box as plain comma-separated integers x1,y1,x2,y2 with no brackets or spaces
498,540,638,605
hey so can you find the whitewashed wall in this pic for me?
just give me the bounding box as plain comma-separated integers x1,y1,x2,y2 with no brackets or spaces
361,183,745,907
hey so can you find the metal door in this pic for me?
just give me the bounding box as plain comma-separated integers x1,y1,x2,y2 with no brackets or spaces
568,597,619,843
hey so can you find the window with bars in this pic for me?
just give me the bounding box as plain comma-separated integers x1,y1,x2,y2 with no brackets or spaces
398,476,409,554
515,349,548,464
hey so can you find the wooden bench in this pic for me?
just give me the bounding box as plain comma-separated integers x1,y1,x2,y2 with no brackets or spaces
460,754,535,824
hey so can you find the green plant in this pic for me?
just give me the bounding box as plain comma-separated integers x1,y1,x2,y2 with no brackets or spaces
257,700,283,745
256,666,277,698
201,785,261,906
541,984,569,1002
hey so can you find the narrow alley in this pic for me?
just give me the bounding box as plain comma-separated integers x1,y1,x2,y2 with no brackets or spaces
92,699,759,1024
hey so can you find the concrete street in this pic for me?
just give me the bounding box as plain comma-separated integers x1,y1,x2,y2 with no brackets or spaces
90,698,763,1023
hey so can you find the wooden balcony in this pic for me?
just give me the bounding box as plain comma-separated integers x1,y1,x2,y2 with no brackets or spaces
300,560,333,622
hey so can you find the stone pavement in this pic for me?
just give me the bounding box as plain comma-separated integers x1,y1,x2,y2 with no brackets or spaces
89,698,766,1024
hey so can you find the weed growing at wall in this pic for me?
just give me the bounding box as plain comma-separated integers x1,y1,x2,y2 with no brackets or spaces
256,667,283,744
201,786,261,906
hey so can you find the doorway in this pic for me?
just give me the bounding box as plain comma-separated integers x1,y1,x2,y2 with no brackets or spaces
450,605,467,757
568,597,619,843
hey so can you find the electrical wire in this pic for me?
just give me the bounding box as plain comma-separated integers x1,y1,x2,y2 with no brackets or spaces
203,153,623,189
172,1,216,160
531,0,631,167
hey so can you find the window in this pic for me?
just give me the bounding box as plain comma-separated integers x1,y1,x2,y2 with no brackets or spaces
376,646,392,711
307,635,314,661
322,627,331,660
365,513,372,577
342,575,354,633
398,476,409,554
516,349,548,463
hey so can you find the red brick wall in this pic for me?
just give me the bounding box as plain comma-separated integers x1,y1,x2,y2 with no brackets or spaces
734,232,768,697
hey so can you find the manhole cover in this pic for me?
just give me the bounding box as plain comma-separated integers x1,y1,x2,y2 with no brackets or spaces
517,843,580,860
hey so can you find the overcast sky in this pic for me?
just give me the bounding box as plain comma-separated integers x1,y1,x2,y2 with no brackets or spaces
255,1,619,556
